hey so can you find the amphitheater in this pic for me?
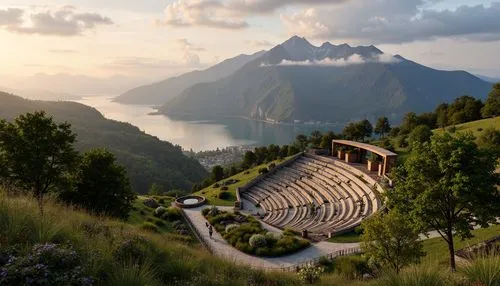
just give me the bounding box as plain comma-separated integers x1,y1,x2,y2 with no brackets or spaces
238,140,397,241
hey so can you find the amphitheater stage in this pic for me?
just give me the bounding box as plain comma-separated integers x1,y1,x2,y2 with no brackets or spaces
238,153,385,240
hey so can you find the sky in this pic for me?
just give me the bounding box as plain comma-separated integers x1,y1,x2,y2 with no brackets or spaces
1,0,500,82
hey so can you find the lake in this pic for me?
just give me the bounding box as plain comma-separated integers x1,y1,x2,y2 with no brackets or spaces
75,96,341,151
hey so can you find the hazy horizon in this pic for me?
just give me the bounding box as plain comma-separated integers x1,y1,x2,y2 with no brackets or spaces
1,0,500,96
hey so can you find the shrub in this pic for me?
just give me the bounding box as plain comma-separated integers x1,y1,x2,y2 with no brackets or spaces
225,224,239,233
140,222,159,233
249,234,267,248
220,186,229,191
258,168,269,175
298,265,324,284
218,191,230,200
113,236,156,265
154,220,165,227
213,183,220,188
154,206,166,217
158,198,165,204
477,128,483,132
161,207,181,221
334,256,370,280
268,163,276,169
201,208,210,217
139,210,145,215
0,243,93,286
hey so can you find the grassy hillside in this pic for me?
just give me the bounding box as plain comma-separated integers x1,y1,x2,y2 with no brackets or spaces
0,190,300,285
194,156,295,206
434,116,500,138
0,92,208,193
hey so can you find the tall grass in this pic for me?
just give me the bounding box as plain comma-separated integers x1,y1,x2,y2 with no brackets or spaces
459,253,500,286
0,191,299,285
376,265,453,286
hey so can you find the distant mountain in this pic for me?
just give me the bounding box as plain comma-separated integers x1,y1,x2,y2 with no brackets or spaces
114,51,266,105
5,73,147,97
160,36,492,124
0,92,208,193
475,74,500,83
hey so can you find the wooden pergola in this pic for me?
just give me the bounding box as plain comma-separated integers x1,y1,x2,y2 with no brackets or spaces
332,140,397,176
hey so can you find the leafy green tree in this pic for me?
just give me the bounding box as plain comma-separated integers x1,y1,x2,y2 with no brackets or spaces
388,132,500,271
343,122,362,140
343,120,372,141
62,149,135,219
400,112,419,134
448,96,483,125
279,145,289,158
361,210,424,274
481,83,500,118
310,130,323,147
211,165,224,182
359,119,373,140
408,125,432,146
374,117,391,138
243,151,257,168
148,182,163,196
435,103,449,129
287,145,300,156
320,131,338,149
267,144,280,161
477,128,500,157
295,134,309,150
0,111,78,215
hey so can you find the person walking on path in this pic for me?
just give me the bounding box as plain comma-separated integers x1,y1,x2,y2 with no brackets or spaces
205,221,209,228
208,225,213,240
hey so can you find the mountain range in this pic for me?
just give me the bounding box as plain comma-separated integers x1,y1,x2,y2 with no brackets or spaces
115,51,265,105
121,36,493,124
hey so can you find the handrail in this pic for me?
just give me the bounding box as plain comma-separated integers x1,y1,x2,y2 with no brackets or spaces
279,246,362,272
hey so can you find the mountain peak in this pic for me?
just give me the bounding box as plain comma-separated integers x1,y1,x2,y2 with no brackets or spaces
282,36,312,48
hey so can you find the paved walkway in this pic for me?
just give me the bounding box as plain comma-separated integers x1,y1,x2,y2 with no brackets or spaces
183,206,359,270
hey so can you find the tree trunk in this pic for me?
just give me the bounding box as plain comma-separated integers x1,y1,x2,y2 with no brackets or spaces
446,229,456,271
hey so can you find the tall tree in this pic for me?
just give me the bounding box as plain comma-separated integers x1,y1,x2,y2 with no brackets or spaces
310,130,323,147
320,131,338,149
361,210,424,274
481,83,500,118
477,128,500,157
211,165,224,182
242,151,257,168
387,132,500,271
400,112,419,134
0,112,78,215
359,119,373,140
435,103,449,129
374,117,391,138
148,183,164,196
295,134,309,150
408,125,432,146
61,149,135,219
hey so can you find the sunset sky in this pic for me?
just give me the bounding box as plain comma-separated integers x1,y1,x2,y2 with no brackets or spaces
1,0,500,80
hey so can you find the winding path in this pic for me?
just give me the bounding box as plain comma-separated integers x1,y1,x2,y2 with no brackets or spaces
183,206,360,270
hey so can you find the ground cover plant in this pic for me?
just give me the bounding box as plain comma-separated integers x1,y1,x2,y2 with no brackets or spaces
203,207,310,257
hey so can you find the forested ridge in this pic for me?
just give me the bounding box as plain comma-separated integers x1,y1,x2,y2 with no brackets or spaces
0,92,208,193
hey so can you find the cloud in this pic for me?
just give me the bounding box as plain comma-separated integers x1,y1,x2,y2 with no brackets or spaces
0,6,112,36
156,0,345,29
156,0,248,30
176,38,205,51
280,1,500,44
245,40,274,47
0,8,23,26
261,53,401,67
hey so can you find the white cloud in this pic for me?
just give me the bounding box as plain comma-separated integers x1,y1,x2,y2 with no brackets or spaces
262,53,401,67
156,0,345,30
0,6,112,36
245,39,274,47
280,1,500,44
